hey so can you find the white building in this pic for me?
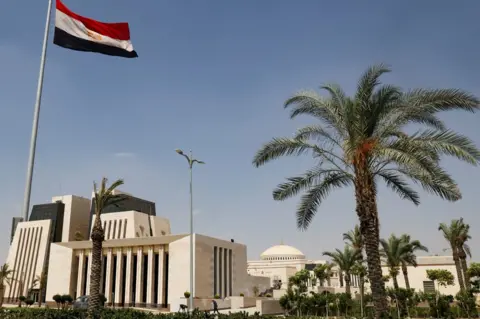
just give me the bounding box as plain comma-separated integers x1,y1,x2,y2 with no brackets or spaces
248,243,462,297
4,192,269,310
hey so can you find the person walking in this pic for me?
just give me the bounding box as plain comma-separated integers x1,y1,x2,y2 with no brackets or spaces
211,299,220,315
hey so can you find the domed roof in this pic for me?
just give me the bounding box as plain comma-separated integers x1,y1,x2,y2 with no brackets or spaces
260,244,305,261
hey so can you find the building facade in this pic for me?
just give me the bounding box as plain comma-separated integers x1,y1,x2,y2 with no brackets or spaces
4,195,91,302
248,244,462,297
4,191,269,309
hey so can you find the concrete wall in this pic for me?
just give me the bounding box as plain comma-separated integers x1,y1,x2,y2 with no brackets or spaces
150,216,171,236
89,211,170,240
4,219,52,299
45,244,75,301
52,195,91,242
256,299,283,315
230,296,259,309
380,256,460,295
168,234,269,308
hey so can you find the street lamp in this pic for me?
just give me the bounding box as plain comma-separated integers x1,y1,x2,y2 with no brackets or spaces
175,148,205,311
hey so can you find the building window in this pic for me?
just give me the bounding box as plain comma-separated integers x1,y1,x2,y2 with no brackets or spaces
423,281,435,294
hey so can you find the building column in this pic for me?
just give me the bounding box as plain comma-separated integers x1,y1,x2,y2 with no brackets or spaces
124,248,133,306
146,247,155,307
114,249,124,307
135,247,144,307
76,251,85,298
225,249,230,297
104,249,113,305
157,247,165,308
85,251,93,294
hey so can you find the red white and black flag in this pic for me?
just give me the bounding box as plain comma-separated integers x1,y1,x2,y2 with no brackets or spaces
53,0,138,58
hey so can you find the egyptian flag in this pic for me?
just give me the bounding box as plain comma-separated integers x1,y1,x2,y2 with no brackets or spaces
54,0,138,58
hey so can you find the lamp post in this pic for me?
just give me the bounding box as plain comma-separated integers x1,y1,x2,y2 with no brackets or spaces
175,149,205,311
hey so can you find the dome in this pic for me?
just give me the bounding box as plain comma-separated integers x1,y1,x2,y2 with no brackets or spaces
260,244,305,261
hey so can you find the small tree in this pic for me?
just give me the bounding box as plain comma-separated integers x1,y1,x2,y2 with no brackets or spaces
427,269,455,288
426,269,455,318
52,294,62,309
25,299,34,307
18,295,26,307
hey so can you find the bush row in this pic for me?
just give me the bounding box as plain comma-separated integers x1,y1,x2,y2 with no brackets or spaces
0,308,268,319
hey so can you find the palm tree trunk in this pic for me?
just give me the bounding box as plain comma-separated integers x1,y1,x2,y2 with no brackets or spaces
459,249,470,290
354,160,388,318
392,273,399,290
88,215,104,319
401,263,410,290
345,273,351,295
0,284,4,308
339,272,344,287
38,289,42,307
453,249,466,291
360,275,365,318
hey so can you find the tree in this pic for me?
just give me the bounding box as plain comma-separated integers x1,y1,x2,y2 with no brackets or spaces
88,178,126,318
467,262,480,292
0,264,14,307
343,225,364,260
439,219,469,291
252,64,480,317
380,234,410,289
456,219,471,290
313,263,334,287
352,262,368,318
399,234,428,290
426,269,455,288
323,246,360,295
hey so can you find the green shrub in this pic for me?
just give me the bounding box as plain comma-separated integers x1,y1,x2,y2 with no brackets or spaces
184,291,191,298
239,293,244,297
214,294,220,299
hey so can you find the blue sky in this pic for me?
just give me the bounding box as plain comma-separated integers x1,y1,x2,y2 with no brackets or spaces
1,0,480,262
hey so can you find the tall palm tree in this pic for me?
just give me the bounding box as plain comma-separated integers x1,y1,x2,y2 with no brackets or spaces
439,219,468,291
88,178,126,318
323,246,361,295
456,219,471,290
252,64,480,317
343,225,364,260
380,234,411,289
399,234,428,290
0,264,14,307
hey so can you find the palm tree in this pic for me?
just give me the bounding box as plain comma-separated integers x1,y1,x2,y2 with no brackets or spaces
252,64,480,316
439,219,468,291
343,225,364,260
0,264,14,307
399,234,428,290
313,262,334,287
380,234,410,289
323,246,361,294
352,262,368,318
456,219,471,290
88,178,126,318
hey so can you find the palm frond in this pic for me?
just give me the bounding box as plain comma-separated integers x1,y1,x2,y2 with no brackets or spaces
375,170,420,205
252,138,317,167
403,88,480,113
272,168,345,201
296,172,353,230
355,63,391,106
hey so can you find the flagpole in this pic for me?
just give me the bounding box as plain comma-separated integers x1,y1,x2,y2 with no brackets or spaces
22,0,54,221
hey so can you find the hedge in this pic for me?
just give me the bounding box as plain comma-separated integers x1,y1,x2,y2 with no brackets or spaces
0,308,269,319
